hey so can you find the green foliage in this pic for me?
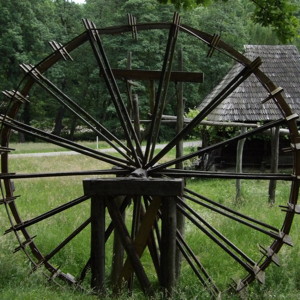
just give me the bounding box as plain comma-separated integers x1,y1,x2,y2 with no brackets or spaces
0,151,298,298
1,0,298,141
252,0,300,42
157,0,300,42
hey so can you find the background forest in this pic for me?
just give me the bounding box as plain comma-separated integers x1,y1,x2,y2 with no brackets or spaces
0,0,299,141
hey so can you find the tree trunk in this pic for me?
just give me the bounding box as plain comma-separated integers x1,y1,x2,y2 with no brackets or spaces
52,106,66,136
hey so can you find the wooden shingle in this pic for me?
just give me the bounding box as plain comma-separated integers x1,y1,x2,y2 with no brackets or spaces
199,45,300,122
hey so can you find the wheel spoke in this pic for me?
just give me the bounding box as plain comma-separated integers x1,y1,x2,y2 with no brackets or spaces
1,116,133,169
83,19,143,166
143,13,180,164
157,169,293,181
148,118,287,172
178,197,257,267
183,189,292,245
176,231,221,297
146,57,262,168
5,195,90,233
34,217,91,270
176,199,262,278
20,64,135,162
0,169,129,180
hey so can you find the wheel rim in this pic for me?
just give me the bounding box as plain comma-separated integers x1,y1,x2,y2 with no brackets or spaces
1,14,299,297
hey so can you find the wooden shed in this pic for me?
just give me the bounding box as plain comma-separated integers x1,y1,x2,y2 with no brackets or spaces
200,45,300,122
198,45,300,168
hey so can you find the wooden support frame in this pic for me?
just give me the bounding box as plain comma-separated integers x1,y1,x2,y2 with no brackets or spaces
83,177,184,296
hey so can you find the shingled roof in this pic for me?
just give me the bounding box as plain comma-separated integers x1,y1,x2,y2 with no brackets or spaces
199,45,300,122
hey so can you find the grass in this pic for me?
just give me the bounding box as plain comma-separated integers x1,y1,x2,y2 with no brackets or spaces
0,143,300,299
9,141,110,154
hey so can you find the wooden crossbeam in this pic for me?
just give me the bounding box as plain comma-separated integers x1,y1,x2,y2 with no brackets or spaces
111,69,204,83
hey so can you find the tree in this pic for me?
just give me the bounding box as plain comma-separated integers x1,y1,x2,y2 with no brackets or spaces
157,0,300,42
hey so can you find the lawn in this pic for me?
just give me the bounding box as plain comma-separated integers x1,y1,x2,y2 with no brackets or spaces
0,145,300,299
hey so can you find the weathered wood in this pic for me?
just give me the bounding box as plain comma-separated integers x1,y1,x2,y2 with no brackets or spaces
110,196,125,286
112,69,204,83
175,48,185,280
160,196,177,296
119,197,161,282
149,80,155,113
83,178,184,197
176,48,184,169
90,195,106,293
269,126,280,204
132,94,141,142
141,115,259,127
236,127,247,202
106,198,152,295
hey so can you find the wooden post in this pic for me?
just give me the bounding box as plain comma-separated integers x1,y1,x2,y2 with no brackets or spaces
126,52,133,116
83,178,184,296
236,127,247,202
269,126,280,204
160,196,177,296
111,196,125,287
149,80,155,114
132,94,141,142
90,195,106,293
175,48,185,279
176,47,184,168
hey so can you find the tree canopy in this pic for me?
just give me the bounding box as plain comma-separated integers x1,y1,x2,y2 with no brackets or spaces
158,0,300,42
0,0,299,141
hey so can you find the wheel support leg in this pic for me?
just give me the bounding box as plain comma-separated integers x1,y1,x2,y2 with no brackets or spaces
90,195,106,293
160,196,177,296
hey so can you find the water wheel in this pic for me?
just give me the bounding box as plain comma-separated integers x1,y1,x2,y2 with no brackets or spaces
1,13,299,298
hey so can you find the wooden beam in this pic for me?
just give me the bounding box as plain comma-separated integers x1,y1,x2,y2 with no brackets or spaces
83,178,184,197
112,69,204,83
90,195,106,293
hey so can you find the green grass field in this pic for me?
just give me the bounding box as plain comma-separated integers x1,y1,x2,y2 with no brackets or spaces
0,145,300,299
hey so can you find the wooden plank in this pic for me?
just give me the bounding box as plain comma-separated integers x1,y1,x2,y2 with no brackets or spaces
83,178,184,197
119,196,161,282
160,196,177,296
110,196,125,286
105,198,152,295
112,69,204,83
90,195,106,293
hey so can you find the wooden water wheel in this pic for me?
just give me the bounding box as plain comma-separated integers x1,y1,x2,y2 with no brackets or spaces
1,13,299,298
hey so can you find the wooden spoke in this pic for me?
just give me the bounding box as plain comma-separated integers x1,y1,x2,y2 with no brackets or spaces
83,19,143,166
6,195,90,233
0,169,130,180
176,201,263,279
178,198,257,266
176,231,221,298
146,57,262,168
1,116,133,169
184,188,280,233
19,64,135,162
148,118,287,172
143,13,180,164
156,169,294,181
34,218,91,271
